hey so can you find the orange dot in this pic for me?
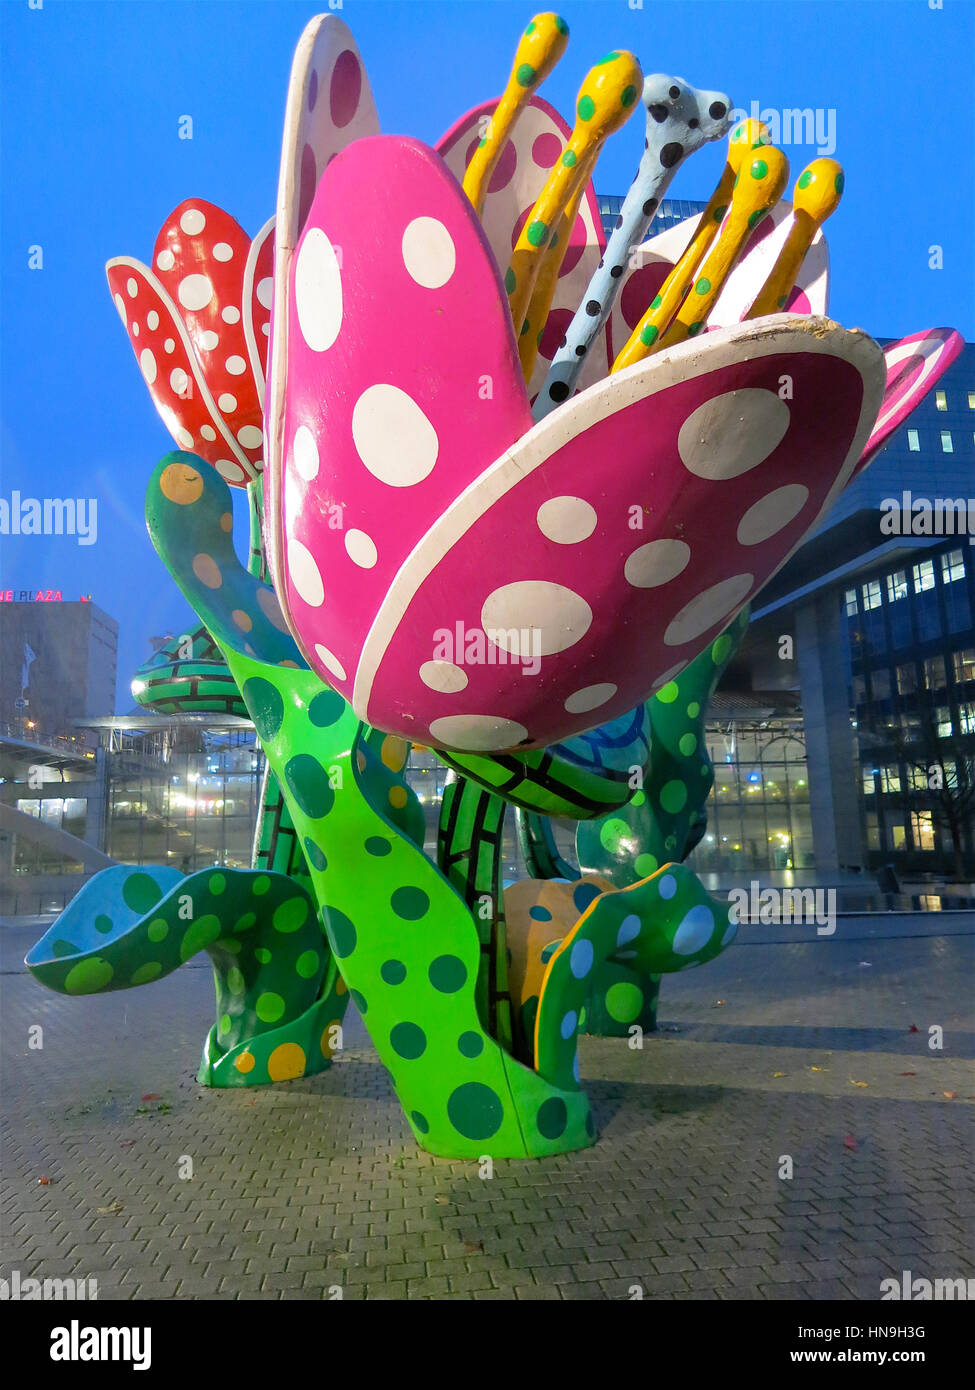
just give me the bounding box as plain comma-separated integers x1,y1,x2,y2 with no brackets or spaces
234,1050,255,1073
335,975,348,996
192,553,222,589
232,610,253,632
381,736,409,772
159,463,203,505
278,659,299,668
219,511,233,532
388,786,407,810
267,1042,306,1082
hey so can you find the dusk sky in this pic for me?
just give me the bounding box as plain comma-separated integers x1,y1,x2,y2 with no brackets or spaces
2,0,973,708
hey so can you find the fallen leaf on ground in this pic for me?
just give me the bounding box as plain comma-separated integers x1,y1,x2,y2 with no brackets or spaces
140,1093,161,1101
96,1200,124,1215
772,1072,786,1078
464,1241,484,1253
711,1000,726,1008
119,1140,136,1150
908,1024,919,1034
843,1135,858,1151
943,1091,958,1100
899,1072,916,1077
37,1176,52,1185
811,1066,827,1072
434,1194,449,1205
850,1079,869,1087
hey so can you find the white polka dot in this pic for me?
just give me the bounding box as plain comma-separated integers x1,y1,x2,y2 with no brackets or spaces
177,274,214,311
113,293,126,322
221,305,241,324
292,425,319,481
170,367,189,395
288,538,324,606
179,208,206,235
314,644,346,681
163,338,175,354
200,424,217,442
139,348,157,383
678,388,790,479
237,425,263,449
218,393,237,412
564,683,616,714
536,496,597,544
664,574,753,647
481,582,592,658
736,484,809,546
428,714,529,751
352,384,439,486
345,528,377,568
294,228,342,351
651,661,688,690
131,322,139,337
672,904,715,955
156,249,175,272
624,538,690,588
225,355,246,375
199,330,219,351
419,661,468,693
401,216,456,289
215,459,245,482
126,277,138,298
147,310,159,330
212,241,233,262
175,427,193,448
256,276,273,309
261,322,270,336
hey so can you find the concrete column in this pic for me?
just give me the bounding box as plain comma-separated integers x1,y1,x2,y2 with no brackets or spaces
795,593,865,872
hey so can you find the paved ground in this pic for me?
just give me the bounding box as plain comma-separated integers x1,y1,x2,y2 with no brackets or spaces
1,914,972,1301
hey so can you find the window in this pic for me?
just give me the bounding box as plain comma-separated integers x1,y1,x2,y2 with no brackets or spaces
941,549,966,583
960,703,975,736
911,811,936,851
935,390,947,411
862,579,882,610
954,649,975,683
852,673,867,704
889,823,906,850
865,813,880,850
887,570,908,602
879,766,901,793
907,429,920,451
913,560,936,593
844,588,858,616
968,392,975,409
937,706,953,738
896,663,918,695
871,668,892,700
908,766,929,792
945,581,971,634
923,654,946,689
862,767,877,794
940,431,953,453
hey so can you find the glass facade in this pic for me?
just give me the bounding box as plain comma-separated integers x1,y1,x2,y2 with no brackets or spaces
595,196,708,244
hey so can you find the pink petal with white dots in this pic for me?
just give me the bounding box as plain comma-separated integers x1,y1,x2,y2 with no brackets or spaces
277,135,532,699
265,12,380,602
437,95,610,398
854,328,964,476
357,317,883,751
106,257,255,486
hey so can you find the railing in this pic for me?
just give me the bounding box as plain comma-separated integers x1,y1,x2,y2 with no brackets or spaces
0,721,96,758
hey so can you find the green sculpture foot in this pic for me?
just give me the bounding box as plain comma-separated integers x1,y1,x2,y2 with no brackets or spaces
26,863,346,1088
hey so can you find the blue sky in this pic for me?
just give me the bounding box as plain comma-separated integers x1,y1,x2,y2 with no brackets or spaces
2,0,973,706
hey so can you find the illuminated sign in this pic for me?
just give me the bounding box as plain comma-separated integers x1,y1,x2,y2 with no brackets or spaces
0,591,91,602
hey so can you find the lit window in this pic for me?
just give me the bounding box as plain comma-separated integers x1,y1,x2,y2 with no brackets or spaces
960,703,975,736
954,649,975,683
940,430,953,453
889,823,906,850
911,811,936,851
862,767,876,794
907,429,920,451
936,706,953,738
879,766,901,793
896,663,917,694
936,390,947,411
886,570,908,602
862,579,882,610
941,549,966,583
968,393,975,409
913,560,935,593
907,766,929,791
844,588,858,616
924,654,946,688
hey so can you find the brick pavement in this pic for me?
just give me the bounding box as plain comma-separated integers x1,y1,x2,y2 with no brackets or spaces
1,915,972,1300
